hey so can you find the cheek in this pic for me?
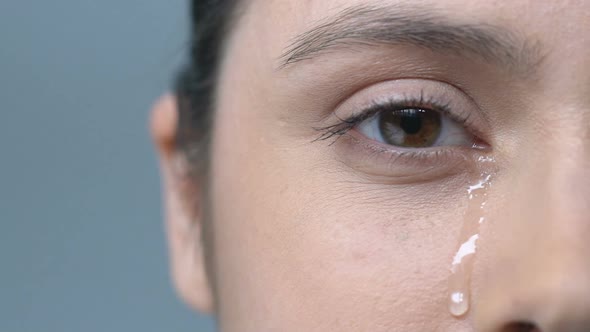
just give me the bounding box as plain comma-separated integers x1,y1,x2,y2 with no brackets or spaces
210,104,472,330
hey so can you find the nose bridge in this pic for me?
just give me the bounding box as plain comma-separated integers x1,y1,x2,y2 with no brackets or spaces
474,134,590,331
540,132,589,241
507,130,589,256
543,114,589,241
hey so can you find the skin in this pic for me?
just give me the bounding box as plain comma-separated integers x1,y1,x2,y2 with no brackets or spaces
151,1,590,331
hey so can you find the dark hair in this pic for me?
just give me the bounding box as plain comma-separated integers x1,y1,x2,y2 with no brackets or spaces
175,0,239,173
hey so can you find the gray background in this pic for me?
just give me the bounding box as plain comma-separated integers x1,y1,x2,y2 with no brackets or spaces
0,0,215,331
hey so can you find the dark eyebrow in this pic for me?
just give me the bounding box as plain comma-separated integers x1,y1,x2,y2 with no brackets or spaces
279,4,544,75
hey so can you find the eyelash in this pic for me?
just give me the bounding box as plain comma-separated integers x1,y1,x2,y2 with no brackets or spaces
314,91,468,144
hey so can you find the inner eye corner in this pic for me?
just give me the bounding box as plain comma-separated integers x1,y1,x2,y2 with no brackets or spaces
503,322,540,332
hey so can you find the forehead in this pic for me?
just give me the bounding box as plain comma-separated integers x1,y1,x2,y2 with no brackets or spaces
248,0,586,26
234,0,588,63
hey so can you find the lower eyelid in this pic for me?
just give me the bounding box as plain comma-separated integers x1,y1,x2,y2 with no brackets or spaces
333,130,476,184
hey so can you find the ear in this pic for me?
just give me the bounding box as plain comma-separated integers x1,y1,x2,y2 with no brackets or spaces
150,94,214,313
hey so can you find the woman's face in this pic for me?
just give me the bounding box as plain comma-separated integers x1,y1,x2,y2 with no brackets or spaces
153,0,590,331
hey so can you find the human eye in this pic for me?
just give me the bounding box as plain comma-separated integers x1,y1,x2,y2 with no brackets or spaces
315,79,490,183
356,99,475,149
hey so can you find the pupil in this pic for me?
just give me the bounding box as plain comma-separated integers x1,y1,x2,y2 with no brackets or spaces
400,111,422,135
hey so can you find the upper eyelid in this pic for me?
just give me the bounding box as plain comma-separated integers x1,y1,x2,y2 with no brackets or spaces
310,78,493,151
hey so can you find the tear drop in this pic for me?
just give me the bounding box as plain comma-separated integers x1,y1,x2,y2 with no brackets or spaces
448,158,494,318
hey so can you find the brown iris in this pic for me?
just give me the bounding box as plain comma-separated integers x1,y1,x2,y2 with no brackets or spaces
378,109,442,148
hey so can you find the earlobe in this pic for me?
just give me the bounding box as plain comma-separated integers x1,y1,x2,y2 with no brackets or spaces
150,94,214,313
